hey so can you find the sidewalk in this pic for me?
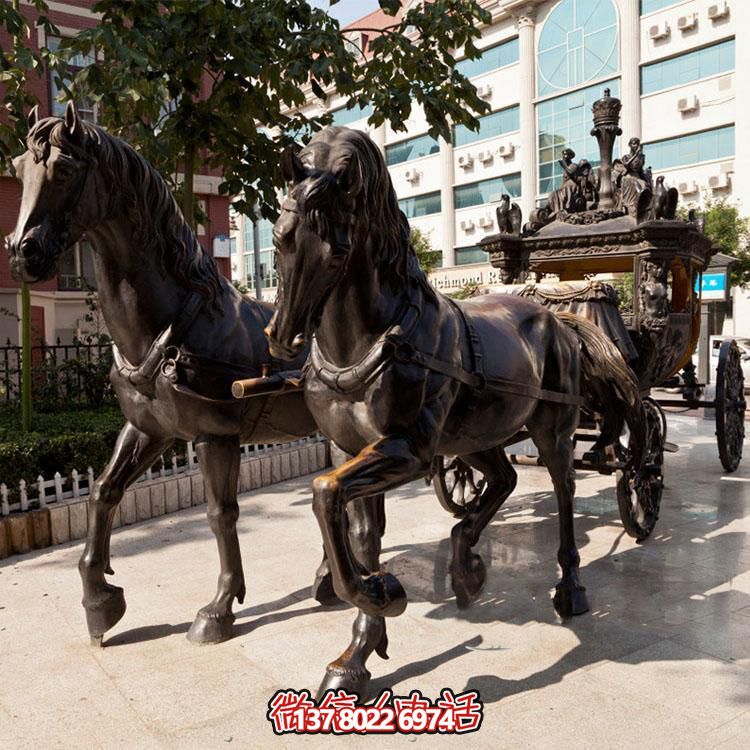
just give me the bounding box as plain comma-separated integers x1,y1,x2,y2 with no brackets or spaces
1,414,749,749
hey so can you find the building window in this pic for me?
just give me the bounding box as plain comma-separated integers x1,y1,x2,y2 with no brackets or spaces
454,173,521,210
640,0,681,14
398,191,441,218
386,134,440,166
453,105,520,148
455,37,519,79
641,39,735,95
58,239,96,291
47,36,97,121
330,102,373,127
537,0,619,97
644,125,735,171
243,217,277,289
537,78,619,195
454,245,488,266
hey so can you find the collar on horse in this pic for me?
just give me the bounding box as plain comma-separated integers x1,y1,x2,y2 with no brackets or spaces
310,286,582,407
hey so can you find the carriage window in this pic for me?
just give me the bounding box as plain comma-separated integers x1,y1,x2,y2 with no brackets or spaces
58,240,96,291
47,36,97,122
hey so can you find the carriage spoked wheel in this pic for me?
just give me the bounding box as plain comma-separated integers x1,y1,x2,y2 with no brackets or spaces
432,456,485,518
715,340,746,473
616,397,665,541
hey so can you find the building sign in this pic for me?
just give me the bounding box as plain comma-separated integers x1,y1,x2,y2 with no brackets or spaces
429,264,510,293
212,234,232,258
695,272,728,302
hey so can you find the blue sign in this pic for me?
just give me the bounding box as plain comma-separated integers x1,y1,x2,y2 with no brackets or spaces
695,272,727,301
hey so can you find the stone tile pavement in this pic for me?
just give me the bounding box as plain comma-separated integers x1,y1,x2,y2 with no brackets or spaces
1,414,749,748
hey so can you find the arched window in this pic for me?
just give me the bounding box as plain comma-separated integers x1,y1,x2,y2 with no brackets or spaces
537,0,619,97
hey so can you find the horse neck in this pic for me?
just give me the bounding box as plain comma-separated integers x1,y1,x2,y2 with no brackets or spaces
85,215,190,365
316,239,407,365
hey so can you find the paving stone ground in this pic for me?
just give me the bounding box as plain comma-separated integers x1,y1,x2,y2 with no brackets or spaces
1,413,749,749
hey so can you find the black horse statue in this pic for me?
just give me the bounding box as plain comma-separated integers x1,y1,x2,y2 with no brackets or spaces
266,126,645,697
5,103,337,646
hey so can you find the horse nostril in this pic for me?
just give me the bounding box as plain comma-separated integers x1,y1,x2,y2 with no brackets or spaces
20,237,41,259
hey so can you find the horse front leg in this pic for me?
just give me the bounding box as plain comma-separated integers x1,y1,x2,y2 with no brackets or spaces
187,434,244,644
79,423,173,645
313,437,427,699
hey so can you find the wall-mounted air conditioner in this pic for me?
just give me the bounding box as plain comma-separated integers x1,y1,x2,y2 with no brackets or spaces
477,84,492,99
649,21,670,40
477,215,494,229
708,173,731,190
497,141,516,159
708,2,730,21
677,94,699,113
678,181,698,195
404,168,421,184
460,218,475,232
677,13,698,31
477,150,494,164
457,153,474,169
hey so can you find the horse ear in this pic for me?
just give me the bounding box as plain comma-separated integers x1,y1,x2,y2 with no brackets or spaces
336,156,363,199
280,147,306,185
27,105,39,131
64,101,81,137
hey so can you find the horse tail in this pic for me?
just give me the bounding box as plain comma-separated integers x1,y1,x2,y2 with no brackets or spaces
556,312,645,469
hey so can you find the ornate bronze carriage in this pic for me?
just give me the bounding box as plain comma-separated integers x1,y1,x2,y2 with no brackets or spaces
433,90,745,540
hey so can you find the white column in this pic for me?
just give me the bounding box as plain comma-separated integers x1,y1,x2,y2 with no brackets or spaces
515,6,537,222
734,0,750,214
439,136,456,267
619,0,641,141
371,123,386,156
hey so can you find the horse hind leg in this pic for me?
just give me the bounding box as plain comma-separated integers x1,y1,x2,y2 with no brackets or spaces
450,447,517,609
528,405,590,618
318,494,388,699
187,434,244,644
79,423,173,644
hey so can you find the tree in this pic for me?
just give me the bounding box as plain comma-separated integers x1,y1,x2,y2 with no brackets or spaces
61,0,491,223
679,196,750,287
410,226,441,275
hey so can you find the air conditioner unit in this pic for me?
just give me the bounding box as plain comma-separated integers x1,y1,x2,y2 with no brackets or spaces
478,214,494,229
678,181,698,194
460,218,475,232
677,13,698,31
477,150,494,164
649,21,670,40
708,173,731,190
497,141,516,159
477,84,492,99
404,168,421,184
677,94,699,112
457,153,474,169
708,2,730,20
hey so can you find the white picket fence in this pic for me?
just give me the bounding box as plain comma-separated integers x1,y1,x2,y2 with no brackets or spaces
0,436,323,517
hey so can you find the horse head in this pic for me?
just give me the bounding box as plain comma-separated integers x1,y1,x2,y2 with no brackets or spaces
7,102,101,282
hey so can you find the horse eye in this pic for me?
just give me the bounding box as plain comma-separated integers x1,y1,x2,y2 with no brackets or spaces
53,163,76,182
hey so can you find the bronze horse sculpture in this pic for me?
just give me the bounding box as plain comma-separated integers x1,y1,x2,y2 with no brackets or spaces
266,126,645,697
5,103,376,646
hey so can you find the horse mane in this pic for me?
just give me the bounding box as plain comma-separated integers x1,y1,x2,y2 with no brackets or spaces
26,117,223,312
302,127,437,302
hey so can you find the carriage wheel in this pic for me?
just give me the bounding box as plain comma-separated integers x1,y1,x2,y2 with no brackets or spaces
432,456,484,518
716,340,746,472
616,397,665,541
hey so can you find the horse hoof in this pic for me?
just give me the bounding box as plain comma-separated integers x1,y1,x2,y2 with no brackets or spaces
83,584,127,638
553,583,589,618
361,573,407,618
451,554,487,609
312,570,341,606
316,664,371,701
90,635,104,648
186,609,235,644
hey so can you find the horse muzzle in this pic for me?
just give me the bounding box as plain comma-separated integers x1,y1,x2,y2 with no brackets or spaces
264,315,306,361
6,232,55,283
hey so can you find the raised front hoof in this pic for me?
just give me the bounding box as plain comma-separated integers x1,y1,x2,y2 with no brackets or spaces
316,664,371,702
451,554,487,610
83,584,127,639
312,569,341,607
186,609,236,645
359,573,407,618
553,583,590,619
